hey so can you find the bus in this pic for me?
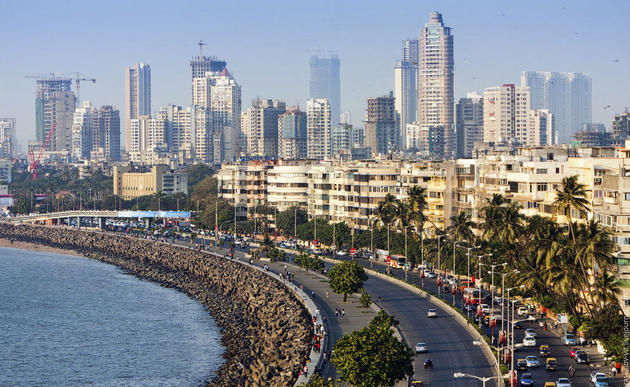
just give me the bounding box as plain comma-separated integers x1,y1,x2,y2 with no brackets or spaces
463,287,483,305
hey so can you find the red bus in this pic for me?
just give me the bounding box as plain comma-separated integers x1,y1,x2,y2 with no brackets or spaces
463,287,483,305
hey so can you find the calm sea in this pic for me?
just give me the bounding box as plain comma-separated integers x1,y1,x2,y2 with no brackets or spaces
0,247,224,387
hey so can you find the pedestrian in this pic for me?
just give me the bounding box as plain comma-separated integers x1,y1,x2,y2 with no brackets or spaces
312,290,315,298
326,290,329,298
335,309,339,317
341,308,345,317
610,366,617,378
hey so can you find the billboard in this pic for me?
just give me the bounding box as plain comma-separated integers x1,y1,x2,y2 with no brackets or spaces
117,211,191,218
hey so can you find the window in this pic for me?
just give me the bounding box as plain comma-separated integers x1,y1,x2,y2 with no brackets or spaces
536,169,548,174
625,193,630,201
537,183,548,192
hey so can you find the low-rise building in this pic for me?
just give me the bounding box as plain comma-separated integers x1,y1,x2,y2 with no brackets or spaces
113,165,188,200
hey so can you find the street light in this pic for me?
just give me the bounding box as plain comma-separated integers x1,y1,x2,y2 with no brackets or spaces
476,253,492,321
462,245,480,314
505,284,525,387
487,263,508,346
454,372,502,387
436,234,446,298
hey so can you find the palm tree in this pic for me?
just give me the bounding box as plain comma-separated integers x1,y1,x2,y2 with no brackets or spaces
406,186,429,232
447,212,476,244
593,271,622,305
553,175,590,243
376,194,399,253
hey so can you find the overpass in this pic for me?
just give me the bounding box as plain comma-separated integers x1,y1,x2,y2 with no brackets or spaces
7,210,192,229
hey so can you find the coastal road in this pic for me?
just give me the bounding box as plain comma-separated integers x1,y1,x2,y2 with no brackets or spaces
189,239,497,386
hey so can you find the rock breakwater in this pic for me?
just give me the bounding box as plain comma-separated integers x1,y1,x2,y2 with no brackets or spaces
0,223,312,386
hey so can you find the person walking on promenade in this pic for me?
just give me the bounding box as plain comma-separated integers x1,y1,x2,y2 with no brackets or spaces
341,308,345,317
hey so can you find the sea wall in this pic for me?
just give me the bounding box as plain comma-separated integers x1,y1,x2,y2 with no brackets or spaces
0,223,312,386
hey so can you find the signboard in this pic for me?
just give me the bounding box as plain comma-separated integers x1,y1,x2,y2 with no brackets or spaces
313,240,318,247
558,314,568,324
117,211,191,218
386,255,391,263
350,248,356,256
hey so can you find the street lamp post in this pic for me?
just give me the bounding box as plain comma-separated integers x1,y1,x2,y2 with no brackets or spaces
476,254,492,324
487,263,507,346
454,372,502,387
437,234,446,298
505,284,525,387
452,240,466,306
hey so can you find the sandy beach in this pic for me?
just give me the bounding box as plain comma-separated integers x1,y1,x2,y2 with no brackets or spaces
0,238,82,257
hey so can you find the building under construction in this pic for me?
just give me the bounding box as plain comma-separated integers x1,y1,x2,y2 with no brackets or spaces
35,77,75,152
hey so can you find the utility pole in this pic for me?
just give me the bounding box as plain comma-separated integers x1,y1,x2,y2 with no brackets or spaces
294,208,297,240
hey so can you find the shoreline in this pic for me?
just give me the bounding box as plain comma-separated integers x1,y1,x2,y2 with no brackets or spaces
0,238,82,256
0,223,312,386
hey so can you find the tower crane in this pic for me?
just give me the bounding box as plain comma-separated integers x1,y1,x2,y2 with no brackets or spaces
28,121,56,180
198,40,207,57
71,72,96,103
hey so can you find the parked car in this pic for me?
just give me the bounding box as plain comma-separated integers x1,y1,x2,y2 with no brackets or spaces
526,355,540,368
562,334,577,345
523,336,537,347
427,309,438,318
520,372,534,386
415,342,427,353
555,378,571,387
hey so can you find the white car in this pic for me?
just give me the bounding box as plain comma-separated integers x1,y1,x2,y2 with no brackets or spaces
423,269,437,278
480,304,490,314
415,342,427,353
525,355,539,368
518,306,529,316
591,371,607,384
525,328,537,338
556,378,571,387
523,336,536,347
427,309,438,318
336,250,347,256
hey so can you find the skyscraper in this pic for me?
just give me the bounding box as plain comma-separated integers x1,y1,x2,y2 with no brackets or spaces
309,55,340,127
482,84,530,145
0,118,16,159
418,12,454,157
331,124,353,156
455,92,483,158
306,98,332,160
278,107,307,159
35,78,75,152
243,99,286,157
127,116,167,163
98,106,121,161
190,56,226,81
528,109,555,146
364,93,399,156
125,63,151,152
72,101,96,161
394,39,418,147
520,71,592,144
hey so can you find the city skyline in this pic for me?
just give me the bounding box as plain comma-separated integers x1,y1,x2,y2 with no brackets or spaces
1,0,629,149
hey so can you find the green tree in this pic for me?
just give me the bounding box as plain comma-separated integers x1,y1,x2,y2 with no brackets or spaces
553,175,590,243
276,207,308,237
298,375,338,387
328,260,368,302
332,311,414,387
447,212,476,244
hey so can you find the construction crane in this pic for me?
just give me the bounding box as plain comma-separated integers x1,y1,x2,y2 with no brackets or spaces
71,72,96,102
198,40,207,57
28,121,56,180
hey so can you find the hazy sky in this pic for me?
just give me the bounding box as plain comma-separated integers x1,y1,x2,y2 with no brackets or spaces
1,0,629,149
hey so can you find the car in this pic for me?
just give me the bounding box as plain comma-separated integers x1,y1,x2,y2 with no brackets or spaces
569,347,580,358
545,357,557,371
562,334,577,345
520,372,534,386
423,269,437,278
427,309,438,318
518,306,529,316
591,371,607,384
523,336,536,347
415,342,427,353
517,358,528,371
594,375,609,387
336,250,347,256
575,351,589,364
540,344,551,357
555,378,571,387
525,328,537,338
513,320,522,329
480,303,490,314
526,355,540,368
544,383,556,387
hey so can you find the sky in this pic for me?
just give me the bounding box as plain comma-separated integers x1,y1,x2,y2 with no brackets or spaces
1,0,629,150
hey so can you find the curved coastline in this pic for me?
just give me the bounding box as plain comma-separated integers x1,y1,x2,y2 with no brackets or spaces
0,223,312,386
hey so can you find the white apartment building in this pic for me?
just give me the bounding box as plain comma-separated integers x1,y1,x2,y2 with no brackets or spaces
242,99,286,157
71,101,96,161
267,163,310,211
528,109,556,146
0,118,16,159
125,63,151,152
127,116,167,163
306,99,332,159
483,84,530,145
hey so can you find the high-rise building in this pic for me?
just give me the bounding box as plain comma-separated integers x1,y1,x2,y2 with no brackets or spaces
35,78,75,152
190,55,227,81
309,55,340,127
98,106,121,161
158,105,194,160
483,84,530,145
521,71,592,144
364,93,399,156
242,99,286,158
613,111,630,145
456,92,484,158
394,39,418,147
351,126,365,147
331,124,353,156
125,63,151,152
306,98,332,160
278,107,307,159
418,12,454,157
574,123,611,147
0,118,16,159
72,101,96,161
528,109,555,146
127,115,167,162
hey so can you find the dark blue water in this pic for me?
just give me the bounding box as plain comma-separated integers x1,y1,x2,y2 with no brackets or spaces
0,247,224,386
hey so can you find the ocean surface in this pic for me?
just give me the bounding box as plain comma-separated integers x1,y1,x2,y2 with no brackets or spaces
0,246,224,387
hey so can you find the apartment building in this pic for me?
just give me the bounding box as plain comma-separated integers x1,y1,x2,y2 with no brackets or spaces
113,165,187,200
267,162,310,211
216,161,275,220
